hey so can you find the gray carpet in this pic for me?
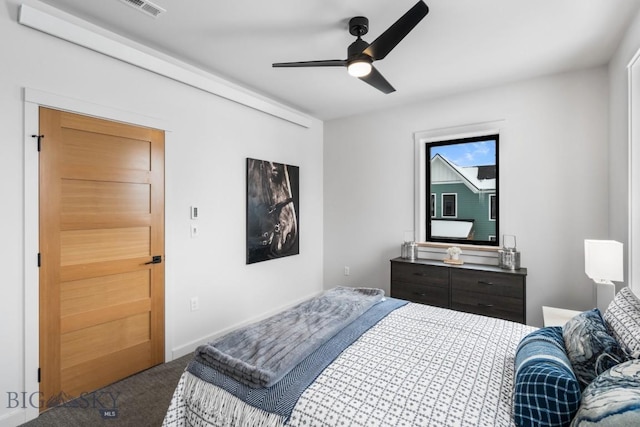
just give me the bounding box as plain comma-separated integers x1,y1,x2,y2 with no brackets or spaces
21,354,192,427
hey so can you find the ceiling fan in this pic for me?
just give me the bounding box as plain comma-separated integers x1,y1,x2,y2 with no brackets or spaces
272,1,429,94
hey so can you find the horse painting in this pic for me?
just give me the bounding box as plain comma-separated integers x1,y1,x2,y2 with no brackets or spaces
246,158,299,264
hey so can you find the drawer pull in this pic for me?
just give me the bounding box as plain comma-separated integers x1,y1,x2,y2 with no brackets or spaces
413,272,429,277
477,280,494,286
478,303,494,308
413,292,428,297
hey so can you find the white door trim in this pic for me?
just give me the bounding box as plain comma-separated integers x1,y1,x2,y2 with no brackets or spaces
22,87,171,424
629,50,640,295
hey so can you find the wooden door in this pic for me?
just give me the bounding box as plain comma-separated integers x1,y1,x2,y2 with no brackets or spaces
39,107,165,408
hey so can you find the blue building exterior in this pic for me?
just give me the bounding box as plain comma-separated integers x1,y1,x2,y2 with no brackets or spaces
430,154,496,242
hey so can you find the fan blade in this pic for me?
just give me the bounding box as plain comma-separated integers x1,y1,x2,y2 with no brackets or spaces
359,66,395,94
272,59,346,68
363,1,429,61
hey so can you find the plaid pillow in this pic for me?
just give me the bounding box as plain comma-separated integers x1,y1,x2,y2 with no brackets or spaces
603,287,640,358
514,327,581,427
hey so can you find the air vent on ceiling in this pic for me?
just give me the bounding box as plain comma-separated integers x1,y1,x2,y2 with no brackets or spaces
119,0,166,18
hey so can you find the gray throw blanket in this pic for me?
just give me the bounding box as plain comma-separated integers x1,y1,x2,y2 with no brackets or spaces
195,286,384,388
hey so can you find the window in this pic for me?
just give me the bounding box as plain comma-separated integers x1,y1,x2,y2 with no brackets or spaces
441,194,457,217
430,193,436,218
489,194,496,221
414,122,501,246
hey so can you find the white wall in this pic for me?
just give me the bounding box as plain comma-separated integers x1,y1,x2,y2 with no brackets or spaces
324,67,610,327
0,2,323,425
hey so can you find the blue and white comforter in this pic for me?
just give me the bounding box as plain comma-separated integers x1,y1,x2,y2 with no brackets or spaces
164,303,535,427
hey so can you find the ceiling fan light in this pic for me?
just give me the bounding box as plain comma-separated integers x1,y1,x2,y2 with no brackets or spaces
347,61,372,77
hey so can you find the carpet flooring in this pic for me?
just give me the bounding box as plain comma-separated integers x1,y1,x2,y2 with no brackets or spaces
20,354,192,427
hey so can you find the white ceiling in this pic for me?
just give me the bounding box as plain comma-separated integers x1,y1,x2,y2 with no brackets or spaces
32,0,640,121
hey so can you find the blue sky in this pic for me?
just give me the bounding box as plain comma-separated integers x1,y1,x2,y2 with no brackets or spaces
430,140,496,167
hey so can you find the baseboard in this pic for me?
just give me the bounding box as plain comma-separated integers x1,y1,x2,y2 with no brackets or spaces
0,408,27,427
170,290,323,360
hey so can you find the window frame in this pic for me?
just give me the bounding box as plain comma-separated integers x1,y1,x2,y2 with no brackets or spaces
414,121,503,247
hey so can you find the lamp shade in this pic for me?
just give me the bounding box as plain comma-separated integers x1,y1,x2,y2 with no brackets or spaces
584,239,623,282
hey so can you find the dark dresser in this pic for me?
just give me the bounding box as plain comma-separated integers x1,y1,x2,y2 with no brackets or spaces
390,257,527,323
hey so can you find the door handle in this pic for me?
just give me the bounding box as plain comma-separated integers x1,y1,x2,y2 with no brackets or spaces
145,255,162,265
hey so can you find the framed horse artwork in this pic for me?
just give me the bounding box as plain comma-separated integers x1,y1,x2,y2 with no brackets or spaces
246,158,300,264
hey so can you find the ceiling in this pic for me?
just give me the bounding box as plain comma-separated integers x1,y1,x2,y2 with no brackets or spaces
31,0,640,121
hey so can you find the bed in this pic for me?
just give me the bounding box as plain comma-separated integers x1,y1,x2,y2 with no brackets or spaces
162,286,640,427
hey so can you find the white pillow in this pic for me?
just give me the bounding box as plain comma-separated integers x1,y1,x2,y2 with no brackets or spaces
603,287,640,358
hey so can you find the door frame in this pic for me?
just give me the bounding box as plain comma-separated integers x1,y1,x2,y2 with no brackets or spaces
23,88,171,423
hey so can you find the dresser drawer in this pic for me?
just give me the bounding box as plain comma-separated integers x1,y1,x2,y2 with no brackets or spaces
391,262,449,288
451,290,524,323
389,258,527,323
391,281,449,308
450,269,523,299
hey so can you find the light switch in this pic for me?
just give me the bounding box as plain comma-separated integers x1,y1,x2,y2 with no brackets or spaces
190,206,199,219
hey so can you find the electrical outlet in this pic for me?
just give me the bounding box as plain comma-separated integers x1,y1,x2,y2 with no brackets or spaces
344,266,350,276
190,297,199,311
